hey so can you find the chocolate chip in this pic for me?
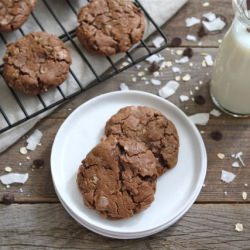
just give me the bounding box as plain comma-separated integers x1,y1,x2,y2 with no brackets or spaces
247,28,250,33
182,47,193,58
247,0,250,10
197,25,208,38
2,193,15,205
148,61,160,73
32,159,45,169
210,131,223,141
194,95,206,105
170,37,182,47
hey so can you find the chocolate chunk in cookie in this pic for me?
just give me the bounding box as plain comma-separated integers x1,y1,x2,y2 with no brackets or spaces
77,137,157,219
3,32,72,95
76,0,145,56
105,106,179,176
0,0,36,32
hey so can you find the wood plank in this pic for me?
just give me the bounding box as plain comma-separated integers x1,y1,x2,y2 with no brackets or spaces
1,47,250,203
0,204,249,249
160,0,233,48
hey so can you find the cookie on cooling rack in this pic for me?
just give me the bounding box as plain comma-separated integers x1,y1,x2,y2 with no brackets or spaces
0,0,36,32
3,32,72,95
77,136,157,219
105,106,179,176
76,0,145,56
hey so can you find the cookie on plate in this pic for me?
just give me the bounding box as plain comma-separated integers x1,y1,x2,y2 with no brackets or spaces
3,32,72,95
77,136,157,219
76,0,145,56
0,0,36,32
105,106,179,176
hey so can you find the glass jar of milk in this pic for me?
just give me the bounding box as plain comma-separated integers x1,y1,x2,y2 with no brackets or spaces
210,0,250,116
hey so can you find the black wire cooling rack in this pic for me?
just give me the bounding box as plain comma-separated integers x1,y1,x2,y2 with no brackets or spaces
0,0,168,134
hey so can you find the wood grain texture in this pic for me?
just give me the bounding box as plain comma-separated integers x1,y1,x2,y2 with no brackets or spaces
0,204,249,249
164,0,234,47
160,0,233,47
1,47,249,203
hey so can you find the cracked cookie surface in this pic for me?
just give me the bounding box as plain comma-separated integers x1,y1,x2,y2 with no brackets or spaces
77,137,157,219
0,0,36,32
76,0,145,56
105,106,179,176
3,32,72,95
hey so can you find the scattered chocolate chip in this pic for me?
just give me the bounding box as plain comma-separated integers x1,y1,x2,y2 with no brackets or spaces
194,95,206,105
32,159,45,169
247,0,250,11
148,61,160,73
197,25,208,38
2,193,15,205
170,37,182,47
210,131,223,141
182,47,193,58
247,28,250,33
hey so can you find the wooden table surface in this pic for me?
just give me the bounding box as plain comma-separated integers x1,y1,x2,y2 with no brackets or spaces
1,0,250,249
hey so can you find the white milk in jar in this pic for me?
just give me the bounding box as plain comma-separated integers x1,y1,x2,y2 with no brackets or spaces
210,0,250,116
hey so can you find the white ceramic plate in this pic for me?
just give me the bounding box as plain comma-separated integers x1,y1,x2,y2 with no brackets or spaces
51,90,207,239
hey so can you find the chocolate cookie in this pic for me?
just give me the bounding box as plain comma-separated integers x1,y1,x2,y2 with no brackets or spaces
3,32,72,95
0,0,36,32
105,106,179,176
76,0,145,56
77,137,157,219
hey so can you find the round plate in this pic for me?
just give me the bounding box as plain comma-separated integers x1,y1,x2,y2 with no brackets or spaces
51,90,207,239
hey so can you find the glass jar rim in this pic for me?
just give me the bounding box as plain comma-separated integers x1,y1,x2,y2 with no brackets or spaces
233,0,250,26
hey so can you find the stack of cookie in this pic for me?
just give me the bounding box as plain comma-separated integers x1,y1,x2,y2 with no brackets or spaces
1,0,145,95
77,106,179,219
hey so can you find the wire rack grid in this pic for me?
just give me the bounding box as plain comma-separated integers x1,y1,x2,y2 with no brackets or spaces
0,0,168,134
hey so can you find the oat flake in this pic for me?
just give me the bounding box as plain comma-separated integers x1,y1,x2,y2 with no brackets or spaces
235,223,243,232
242,192,247,200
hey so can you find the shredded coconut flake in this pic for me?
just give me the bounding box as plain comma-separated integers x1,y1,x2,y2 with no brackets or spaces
159,81,180,99
153,71,160,77
204,54,214,66
232,161,240,168
179,95,190,102
120,83,129,91
0,173,29,185
186,35,197,42
175,56,189,64
186,17,201,27
202,18,226,32
234,152,246,167
151,79,161,86
146,54,165,63
203,12,216,22
210,109,222,117
152,36,165,48
172,67,181,73
221,170,236,183
26,129,43,151
189,113,210,125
